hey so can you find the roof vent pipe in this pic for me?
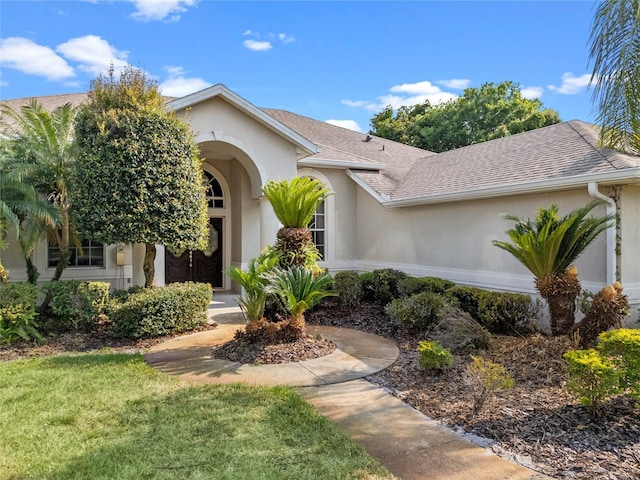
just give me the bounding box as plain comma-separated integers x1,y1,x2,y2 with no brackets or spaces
588,182,617,284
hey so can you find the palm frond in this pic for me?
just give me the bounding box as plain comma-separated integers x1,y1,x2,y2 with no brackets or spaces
262,178,332,228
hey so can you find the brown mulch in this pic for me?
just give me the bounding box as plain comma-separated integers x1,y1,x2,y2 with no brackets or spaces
2,301,639,479
212,334,335,364
305,299,640,480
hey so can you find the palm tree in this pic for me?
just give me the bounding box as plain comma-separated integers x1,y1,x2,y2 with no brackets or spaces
492,200,613,336
0,148,60,283
1,100,78,284
262,177,331,270
588,0,640,154
266,266,335,337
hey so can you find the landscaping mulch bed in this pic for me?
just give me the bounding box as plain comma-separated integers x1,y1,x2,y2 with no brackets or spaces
212,335,335,364
2,300,639,479
306,299,640,480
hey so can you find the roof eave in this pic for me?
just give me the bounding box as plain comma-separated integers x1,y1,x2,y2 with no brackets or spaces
167,84,318,157
299,158,386,171
382,168,640,209
345,170,391,201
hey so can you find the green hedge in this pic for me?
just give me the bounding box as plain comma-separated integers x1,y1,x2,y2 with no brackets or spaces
333,271,363,307
385,291,454,332
0,282,41,344
447,286,537,334
397,276,456,297
369,269,408,305
109,282,212,339
42,280,111,332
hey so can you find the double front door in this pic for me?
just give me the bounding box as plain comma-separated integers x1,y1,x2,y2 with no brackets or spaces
165,217,223,287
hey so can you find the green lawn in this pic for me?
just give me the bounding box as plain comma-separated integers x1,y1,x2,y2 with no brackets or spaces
0,353,392,480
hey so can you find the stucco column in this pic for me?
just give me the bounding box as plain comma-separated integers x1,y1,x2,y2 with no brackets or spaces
260,196,280,249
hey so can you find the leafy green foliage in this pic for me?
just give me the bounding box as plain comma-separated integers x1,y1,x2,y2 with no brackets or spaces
359,272,375,300
385,292,454,332
492,200,613,279
564,348,621,412
108,282,212,339
266,267,336,322
332,270,364,307
447,286,538,334
41,280,110,332
588,0,640,154
433,308,493,353
465,356,515,415
370,81,560,152
417,340,453,371
262,177,332,228
597,328,640,399
0,282,41,344
370,268,408,305
397,276,456,297
73,66,208,286
226,252,280,323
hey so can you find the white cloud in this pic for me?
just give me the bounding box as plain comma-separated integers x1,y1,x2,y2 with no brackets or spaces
278,33,295,44
548,72,591,95
159,65,211,97
325,119,362,132
344,80,457,113
437,78,471,89
243,39,272,51
0,37,75,80
130,0,198,22
242,30,254,36
56,35,129,76
521,86,543,99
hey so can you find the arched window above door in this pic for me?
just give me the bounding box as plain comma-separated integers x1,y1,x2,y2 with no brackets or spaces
203,170,224,208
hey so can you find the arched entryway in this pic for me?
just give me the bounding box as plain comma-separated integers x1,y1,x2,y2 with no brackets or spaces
165,169,228,288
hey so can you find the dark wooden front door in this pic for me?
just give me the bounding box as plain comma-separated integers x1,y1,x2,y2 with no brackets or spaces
165,218,223,287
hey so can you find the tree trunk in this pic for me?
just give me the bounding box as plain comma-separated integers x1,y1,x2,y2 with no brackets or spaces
39,249,70,312
143,243,156,288
288,314,306,338
25,256,40,285
536,271,582,336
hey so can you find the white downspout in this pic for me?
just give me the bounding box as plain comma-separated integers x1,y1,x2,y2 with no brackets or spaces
588,182,617,284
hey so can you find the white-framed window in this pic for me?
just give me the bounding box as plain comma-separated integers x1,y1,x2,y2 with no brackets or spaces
309,201,326,259
204,170,224,208
48,239,105,268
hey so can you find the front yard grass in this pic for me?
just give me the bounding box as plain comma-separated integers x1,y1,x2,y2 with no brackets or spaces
0,353,391,480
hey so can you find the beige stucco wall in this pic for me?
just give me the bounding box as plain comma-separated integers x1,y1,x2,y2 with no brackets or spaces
354,187,612,296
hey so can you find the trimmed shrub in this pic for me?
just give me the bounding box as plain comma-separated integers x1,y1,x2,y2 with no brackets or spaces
397,276,456,297
0,282,41,344
598,328,640,400
42,280,110,332
370,269,408,305
564,348,621,412
333,271,364,307
433,308,493,353
465,355,515,415
447,286,538,334
417,340,453,371
385,291,453,332
359,272,375,300
109,282,212,339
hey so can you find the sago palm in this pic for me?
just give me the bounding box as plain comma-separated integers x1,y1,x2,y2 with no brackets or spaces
266,266,335,337
1,100,78,284
262,177,331,269
588,0,640,154
493,200,613,336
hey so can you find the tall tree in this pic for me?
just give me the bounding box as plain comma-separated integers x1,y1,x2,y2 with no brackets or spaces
492,200,613,336
588,0,640,154
370,81,561,153
73,66,208,287
1,100,76,284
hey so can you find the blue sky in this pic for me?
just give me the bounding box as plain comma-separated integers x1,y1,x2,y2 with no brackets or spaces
1,0,600,133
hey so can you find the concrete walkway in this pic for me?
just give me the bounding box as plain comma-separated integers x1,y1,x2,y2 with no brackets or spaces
144,292,551,480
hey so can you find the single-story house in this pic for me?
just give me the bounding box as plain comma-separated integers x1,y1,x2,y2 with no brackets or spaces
2,85,639,321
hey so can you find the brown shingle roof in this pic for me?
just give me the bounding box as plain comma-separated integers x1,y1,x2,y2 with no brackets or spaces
390,120,640,202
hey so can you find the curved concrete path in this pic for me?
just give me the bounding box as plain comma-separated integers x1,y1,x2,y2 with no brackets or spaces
145,323,399,387
145,293,551,480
